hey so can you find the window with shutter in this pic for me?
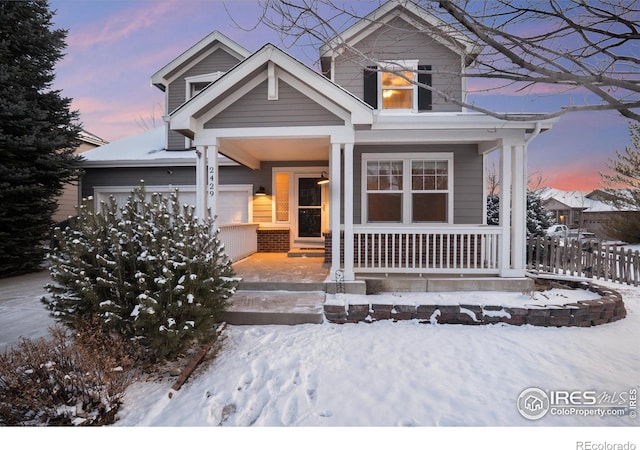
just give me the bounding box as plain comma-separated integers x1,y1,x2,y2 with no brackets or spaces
363,60,431,112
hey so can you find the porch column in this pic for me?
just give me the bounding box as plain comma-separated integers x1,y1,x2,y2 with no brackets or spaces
343,142,355,281
206,144,219,222
330,142,342,280
510,143,527,276
195,145,207,220
498,144,512,277
196,144,219,222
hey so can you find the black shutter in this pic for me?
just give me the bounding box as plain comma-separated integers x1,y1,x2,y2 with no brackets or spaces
418,64,432,111
363,66,378,109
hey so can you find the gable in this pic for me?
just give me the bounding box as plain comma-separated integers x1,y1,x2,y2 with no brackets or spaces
320,1,480,61
151,31,250,90
168,47,242,113
204,79,344,129
333,15,463,112
170,44,372,139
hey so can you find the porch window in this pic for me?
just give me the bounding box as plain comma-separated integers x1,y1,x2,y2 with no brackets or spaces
363,153,453,224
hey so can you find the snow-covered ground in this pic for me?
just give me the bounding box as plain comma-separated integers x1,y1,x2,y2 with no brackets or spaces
2,274,638,448
108,281,639,446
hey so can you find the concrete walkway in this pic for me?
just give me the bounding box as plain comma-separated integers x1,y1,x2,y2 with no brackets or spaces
0,270,57,352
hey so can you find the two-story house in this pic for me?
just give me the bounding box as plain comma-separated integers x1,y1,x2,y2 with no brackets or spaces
80,1,556,291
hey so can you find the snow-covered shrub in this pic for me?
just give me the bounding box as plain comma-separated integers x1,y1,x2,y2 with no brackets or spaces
44,184,239,360
0,323,137,426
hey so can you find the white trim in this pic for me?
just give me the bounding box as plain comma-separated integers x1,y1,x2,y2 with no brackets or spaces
185,71,225,101
171,44,373,135
267,61,278,100
361,152,454,225
151,31,250,89
272,166,329,248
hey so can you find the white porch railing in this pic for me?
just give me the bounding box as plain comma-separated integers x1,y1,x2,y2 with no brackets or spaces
352,225,502,274
218,223,259,262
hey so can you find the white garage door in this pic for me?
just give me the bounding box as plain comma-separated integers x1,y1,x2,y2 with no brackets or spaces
93,185,252,225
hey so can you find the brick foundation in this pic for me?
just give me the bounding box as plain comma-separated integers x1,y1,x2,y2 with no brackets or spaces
324,280,627,327
257,228,290,253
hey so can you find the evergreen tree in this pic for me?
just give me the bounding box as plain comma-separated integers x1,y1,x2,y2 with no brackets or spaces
0,0,82,277
601,123,640,243
486,190,553,236
45,185,239,361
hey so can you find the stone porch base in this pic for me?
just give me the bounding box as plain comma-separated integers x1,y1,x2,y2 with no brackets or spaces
324,280,626,327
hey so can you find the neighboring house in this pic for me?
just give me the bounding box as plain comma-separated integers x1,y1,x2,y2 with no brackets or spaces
80,1,557,287
539,188,628,240
53,130,107,223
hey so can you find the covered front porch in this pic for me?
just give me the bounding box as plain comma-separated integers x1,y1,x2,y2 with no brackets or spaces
228,251,532,294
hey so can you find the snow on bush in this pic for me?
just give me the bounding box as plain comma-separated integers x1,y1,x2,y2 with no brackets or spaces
0,323,137,426
44,184,239,360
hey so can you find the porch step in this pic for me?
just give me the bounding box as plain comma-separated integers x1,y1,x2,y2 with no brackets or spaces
287,249,325,258
222,290,325,325
239,280,327,292
359,275,534,293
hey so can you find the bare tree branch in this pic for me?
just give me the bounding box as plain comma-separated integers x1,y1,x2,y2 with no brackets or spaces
239,0,640,122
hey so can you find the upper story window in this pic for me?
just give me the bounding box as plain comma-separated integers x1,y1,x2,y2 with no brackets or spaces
185,71,225,100
364,61,432,112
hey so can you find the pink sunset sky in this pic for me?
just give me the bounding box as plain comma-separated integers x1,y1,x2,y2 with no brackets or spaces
48,0,634,193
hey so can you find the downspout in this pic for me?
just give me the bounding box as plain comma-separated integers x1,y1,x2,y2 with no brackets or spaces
525,121,542,146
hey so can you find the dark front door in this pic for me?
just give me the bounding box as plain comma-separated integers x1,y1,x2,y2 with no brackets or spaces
297,177,322,238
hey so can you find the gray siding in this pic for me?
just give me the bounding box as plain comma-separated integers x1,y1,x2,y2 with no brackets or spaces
334,16,463,112
167,48,243,149
204,79,344,129
352,144,482,224
81,161,330,201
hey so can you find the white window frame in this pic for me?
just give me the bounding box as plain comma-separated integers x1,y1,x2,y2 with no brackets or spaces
184,71,225,101
378,59,418,113
361,152,454,224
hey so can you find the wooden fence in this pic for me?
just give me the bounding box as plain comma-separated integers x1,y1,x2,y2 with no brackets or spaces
526,235,640,286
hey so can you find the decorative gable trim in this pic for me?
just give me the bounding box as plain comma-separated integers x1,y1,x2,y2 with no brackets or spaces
170,44,373,137
151,31,251,91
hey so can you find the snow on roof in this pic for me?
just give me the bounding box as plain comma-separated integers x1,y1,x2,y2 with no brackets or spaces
538,187,620,212
81,127,237,168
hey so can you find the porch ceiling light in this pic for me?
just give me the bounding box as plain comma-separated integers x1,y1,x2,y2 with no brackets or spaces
317,171,330,185
255,185,267,196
